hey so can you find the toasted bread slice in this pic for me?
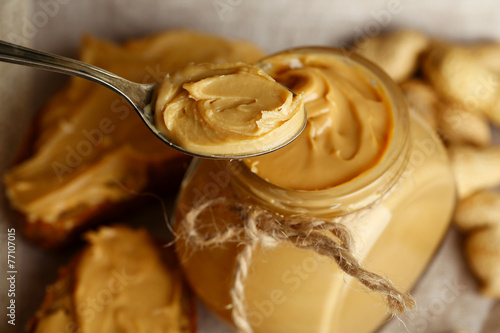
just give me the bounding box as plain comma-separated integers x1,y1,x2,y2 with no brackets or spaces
4,30,264,248
28,225,195,333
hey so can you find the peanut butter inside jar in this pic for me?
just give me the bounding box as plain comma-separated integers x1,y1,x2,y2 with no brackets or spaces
174,48,456,333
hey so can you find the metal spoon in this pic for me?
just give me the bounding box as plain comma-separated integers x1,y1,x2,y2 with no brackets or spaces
0,40,305,159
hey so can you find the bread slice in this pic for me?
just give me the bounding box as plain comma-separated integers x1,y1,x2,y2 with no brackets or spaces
4,30,264,248
28,225,195,333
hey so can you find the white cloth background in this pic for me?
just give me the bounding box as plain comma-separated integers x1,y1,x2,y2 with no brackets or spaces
0,0,499,332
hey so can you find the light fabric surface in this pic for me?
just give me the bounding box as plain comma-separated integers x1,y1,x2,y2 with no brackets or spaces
0,0,499,332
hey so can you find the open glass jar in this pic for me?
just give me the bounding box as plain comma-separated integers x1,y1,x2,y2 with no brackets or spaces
173,48,456,333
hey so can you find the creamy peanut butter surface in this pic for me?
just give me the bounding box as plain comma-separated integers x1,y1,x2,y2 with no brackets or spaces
245,50,392,190
154,62,305,156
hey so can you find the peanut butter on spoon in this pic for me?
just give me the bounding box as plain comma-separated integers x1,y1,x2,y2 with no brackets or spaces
153,62,306,157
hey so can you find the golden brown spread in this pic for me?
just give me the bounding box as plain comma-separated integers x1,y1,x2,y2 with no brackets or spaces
33,226,191,333
245,50,392,190
154,62,305,156
4,31,264,229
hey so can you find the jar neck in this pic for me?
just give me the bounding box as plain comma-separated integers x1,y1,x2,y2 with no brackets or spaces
222,48,411,217
225,143,408,217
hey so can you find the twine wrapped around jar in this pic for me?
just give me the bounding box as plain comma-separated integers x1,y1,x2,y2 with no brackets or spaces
178,197,416,333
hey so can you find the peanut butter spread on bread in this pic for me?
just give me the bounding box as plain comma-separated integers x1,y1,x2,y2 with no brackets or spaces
30,226,192,333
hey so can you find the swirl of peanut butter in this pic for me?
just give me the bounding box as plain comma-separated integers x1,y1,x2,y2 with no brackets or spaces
154,62,305,156
245,50,392,190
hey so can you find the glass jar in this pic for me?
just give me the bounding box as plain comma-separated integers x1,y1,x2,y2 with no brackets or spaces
173,48,456,333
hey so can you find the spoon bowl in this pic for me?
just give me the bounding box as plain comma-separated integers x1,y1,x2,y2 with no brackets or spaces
0,40,305,159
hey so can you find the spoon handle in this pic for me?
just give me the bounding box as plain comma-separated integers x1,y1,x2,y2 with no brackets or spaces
0,40,155,109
